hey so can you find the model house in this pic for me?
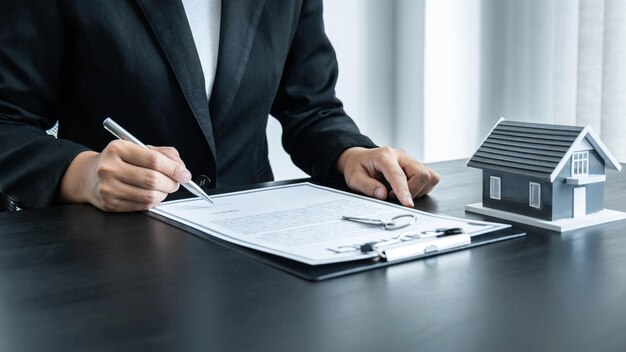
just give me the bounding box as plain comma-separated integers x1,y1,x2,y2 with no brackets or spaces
466,119,622,223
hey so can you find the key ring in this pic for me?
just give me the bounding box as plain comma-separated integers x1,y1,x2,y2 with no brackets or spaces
342,213,417,230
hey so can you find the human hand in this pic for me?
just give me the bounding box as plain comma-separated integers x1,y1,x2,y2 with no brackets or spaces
336,146,440,207
57,140,191,212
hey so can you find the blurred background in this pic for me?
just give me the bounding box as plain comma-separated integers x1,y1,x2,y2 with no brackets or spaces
267,0,626,180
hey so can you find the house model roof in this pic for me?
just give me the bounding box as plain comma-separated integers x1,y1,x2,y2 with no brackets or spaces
467,119,621,181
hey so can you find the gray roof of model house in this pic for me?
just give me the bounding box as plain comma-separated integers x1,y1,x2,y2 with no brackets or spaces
467,119,621,182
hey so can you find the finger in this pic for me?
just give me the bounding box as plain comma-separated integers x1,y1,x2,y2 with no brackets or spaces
117,144,192,184
99,198,162,212
149,146,186,168
108,179,168,205
416,169,440,197
395,152,440,198
372,154,414,207
402,161,439,198
94,181,168,212
402,163,428,198
115,163,181,194
346,168,390,200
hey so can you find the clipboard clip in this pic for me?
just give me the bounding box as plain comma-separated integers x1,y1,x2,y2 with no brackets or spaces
327,228,471,262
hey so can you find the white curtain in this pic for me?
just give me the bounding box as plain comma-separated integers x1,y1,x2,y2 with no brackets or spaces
476,0,626,161
424,0,626,162
594,0,626,162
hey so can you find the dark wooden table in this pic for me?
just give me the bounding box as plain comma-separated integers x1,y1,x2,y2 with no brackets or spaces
1,160,625,352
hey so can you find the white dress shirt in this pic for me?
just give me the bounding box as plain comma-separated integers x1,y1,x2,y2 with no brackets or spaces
181,0,221,99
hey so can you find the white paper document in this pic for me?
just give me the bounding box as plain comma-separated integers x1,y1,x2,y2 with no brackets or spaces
151,183,509,265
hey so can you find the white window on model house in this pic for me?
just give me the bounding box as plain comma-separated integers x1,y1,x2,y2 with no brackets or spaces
490,176,501,200
529,182,541,208
572,151,589,176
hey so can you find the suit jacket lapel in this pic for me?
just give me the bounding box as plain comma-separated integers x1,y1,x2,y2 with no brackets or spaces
210,0,267,134
135,0,217,162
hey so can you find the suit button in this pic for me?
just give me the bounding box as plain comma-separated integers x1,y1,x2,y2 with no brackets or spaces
195,175,212,188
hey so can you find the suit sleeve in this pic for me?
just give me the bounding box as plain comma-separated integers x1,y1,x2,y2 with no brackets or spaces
270,0,377,181
0,1,89,209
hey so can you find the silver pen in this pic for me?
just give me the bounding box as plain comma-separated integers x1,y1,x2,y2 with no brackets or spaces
103,117,215,204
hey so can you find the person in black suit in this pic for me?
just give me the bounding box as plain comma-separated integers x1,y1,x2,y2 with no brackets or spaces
0,0,439,212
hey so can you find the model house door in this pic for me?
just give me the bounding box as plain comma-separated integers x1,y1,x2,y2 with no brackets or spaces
573,187,586,218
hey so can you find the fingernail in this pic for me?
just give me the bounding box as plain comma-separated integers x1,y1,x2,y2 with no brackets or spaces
406,195,415,207
182,170,192,183
374,188,385,199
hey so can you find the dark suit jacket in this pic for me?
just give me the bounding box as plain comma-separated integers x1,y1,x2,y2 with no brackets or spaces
0,0,376,209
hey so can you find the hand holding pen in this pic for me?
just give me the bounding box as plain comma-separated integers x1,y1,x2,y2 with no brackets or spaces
57,118,213,212
103,118,214,205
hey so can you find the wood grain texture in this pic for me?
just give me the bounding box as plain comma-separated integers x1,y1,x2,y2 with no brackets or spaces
1,160,625,352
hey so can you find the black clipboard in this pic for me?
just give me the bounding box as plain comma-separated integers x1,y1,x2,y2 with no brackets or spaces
148,210,525,281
